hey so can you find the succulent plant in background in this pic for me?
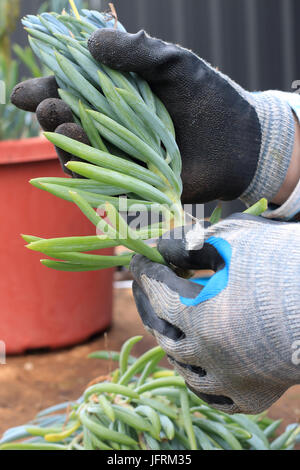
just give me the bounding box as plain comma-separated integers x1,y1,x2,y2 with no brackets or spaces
0,0,41,140
0,53,42,141
0,0,90,141
0,336,299,450
39,0,88,15
0,0,20,63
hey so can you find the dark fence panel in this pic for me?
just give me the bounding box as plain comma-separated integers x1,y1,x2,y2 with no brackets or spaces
103,0,298,92
11,0,300,216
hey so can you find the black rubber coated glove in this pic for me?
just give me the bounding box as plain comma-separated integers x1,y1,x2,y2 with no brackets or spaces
11,29,295,204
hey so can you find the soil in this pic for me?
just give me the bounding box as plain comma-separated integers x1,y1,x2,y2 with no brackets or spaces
0,286,299,448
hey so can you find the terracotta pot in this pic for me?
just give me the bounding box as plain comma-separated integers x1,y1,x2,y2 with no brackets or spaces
0,136,113,354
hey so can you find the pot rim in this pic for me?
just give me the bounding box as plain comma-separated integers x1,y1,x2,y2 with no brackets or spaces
0,135,57,165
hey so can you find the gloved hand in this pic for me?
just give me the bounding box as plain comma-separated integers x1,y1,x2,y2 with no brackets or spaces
130,214,300,414
11,30,296,204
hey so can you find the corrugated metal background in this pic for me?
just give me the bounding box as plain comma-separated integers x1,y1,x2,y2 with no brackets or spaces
12,0,300,215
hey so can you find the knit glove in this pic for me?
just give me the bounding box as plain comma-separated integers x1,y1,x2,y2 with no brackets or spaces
131,214,300,414
11,30,295,204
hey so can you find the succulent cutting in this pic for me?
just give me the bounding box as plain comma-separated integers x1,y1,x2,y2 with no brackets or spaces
17,3,268,272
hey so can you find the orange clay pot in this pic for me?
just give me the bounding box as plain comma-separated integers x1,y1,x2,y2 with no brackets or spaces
0,136,113,354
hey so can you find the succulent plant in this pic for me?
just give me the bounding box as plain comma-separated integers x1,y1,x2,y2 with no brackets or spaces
19,6,267,271
1,336,299,450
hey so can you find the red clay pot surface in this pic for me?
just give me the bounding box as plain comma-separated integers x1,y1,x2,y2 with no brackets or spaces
0,137,114,354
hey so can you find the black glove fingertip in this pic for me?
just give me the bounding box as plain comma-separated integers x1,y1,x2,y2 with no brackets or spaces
11,76,59,112
36,98,74,132
54,123,90,177
157,228,225,272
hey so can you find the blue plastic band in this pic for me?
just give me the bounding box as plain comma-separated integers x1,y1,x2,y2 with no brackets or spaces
179,236,232,306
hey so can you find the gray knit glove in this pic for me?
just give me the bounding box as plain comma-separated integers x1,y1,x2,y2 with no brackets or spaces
131,214,300,414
